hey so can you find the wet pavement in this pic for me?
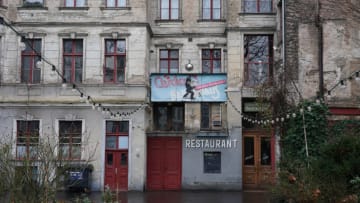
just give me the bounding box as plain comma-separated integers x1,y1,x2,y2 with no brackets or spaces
57,190,270,203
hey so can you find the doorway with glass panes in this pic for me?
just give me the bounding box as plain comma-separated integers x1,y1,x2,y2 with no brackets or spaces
242,131,274,189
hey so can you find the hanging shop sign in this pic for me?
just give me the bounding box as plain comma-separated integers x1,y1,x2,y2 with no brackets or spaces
150,74,227,102
185,139,238,149
244,102,270,112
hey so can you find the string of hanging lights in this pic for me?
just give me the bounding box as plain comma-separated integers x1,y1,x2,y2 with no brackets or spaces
326,70,360,98
226,94,314,126
0,16,148,119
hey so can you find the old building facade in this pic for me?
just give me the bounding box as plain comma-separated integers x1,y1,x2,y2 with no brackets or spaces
0,0,279,191
284,0,360,119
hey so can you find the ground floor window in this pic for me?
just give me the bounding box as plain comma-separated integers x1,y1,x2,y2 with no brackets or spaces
204,151,221,173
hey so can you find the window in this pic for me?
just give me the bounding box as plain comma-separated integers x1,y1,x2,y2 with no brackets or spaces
105,121,129,150
204,152,221,173
202,49,221,73
106,0,126,7
201,103,222,130
159,49,179,73
63,39,83,83
59,121,82,160
243,0,272,13
64,0,85,7
244,35,273,86
104,39,126,83
21,39,41,84
16,120,39,159
202,0,221,20
23,0,44,7
153,103,184,131
160,0,179,20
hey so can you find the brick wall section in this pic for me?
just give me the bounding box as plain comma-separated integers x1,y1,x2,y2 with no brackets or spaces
285,0,317,80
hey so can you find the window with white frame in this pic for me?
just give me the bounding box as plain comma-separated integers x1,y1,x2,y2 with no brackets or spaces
244,35,273,86
160,0,179,20
106,0,126,7
59,121,82,160
63,39,83,83
21,38,41,84
16,120,40,159
104,39,126,83
159,49,179,73
243,0,272,13
202,49,221,73
201,103,222,130
23,0,44,7
202,0,221,20
64,0,85,7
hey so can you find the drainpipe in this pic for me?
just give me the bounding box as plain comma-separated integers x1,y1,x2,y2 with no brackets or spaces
316,0,324,98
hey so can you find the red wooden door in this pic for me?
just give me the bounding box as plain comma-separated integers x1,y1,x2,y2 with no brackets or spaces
105,150,128,191
147,137,182,190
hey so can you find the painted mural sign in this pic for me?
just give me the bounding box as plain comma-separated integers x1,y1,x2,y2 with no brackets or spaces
150,74,227,102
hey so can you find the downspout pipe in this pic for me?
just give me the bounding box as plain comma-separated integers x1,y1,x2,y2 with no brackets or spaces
316,0,324,99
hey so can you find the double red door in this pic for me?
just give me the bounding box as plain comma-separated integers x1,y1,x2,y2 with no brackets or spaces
105,150,128,191
147,137,182,190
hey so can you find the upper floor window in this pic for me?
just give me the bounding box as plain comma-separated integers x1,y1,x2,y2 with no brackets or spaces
104,39,126,83
244,35,273,86
159,49,179,73
201,103,222,130
202,0,221,20
16,120,40,159
59,121,82,160
21,39,41,84
63,39,83,83
243,0,272,13
106,0,126,7
153,103,184,131
23,0,44,7
65,0,85,7
202,49,221,73
161,0,179,20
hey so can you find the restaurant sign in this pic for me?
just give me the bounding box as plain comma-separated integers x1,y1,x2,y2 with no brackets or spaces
151,74,227,102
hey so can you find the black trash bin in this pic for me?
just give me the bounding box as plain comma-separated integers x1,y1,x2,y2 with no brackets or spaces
64,164,93,192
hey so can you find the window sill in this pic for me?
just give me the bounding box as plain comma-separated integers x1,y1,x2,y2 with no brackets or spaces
100,6,131,10
58,6,89,11
0,5,8,9
17,6,48,10
155,19,184,23
197,131,227,137
197,19,226,23
238,12,276,16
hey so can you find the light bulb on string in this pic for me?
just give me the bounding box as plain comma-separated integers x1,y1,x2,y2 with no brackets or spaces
281,117,285,122
86,96,91,104
36,60,42,69
292,113,296,118
97,104,102,111
19,41,26,51
307,106,312,112
92,103,96,110
300,108,304,114
326,91,332,98
80,93,85,102
71,84,76,92
62,78,67,89
355,71,360,81
275,118,279,122
340,80,346,88
286,114,290,119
